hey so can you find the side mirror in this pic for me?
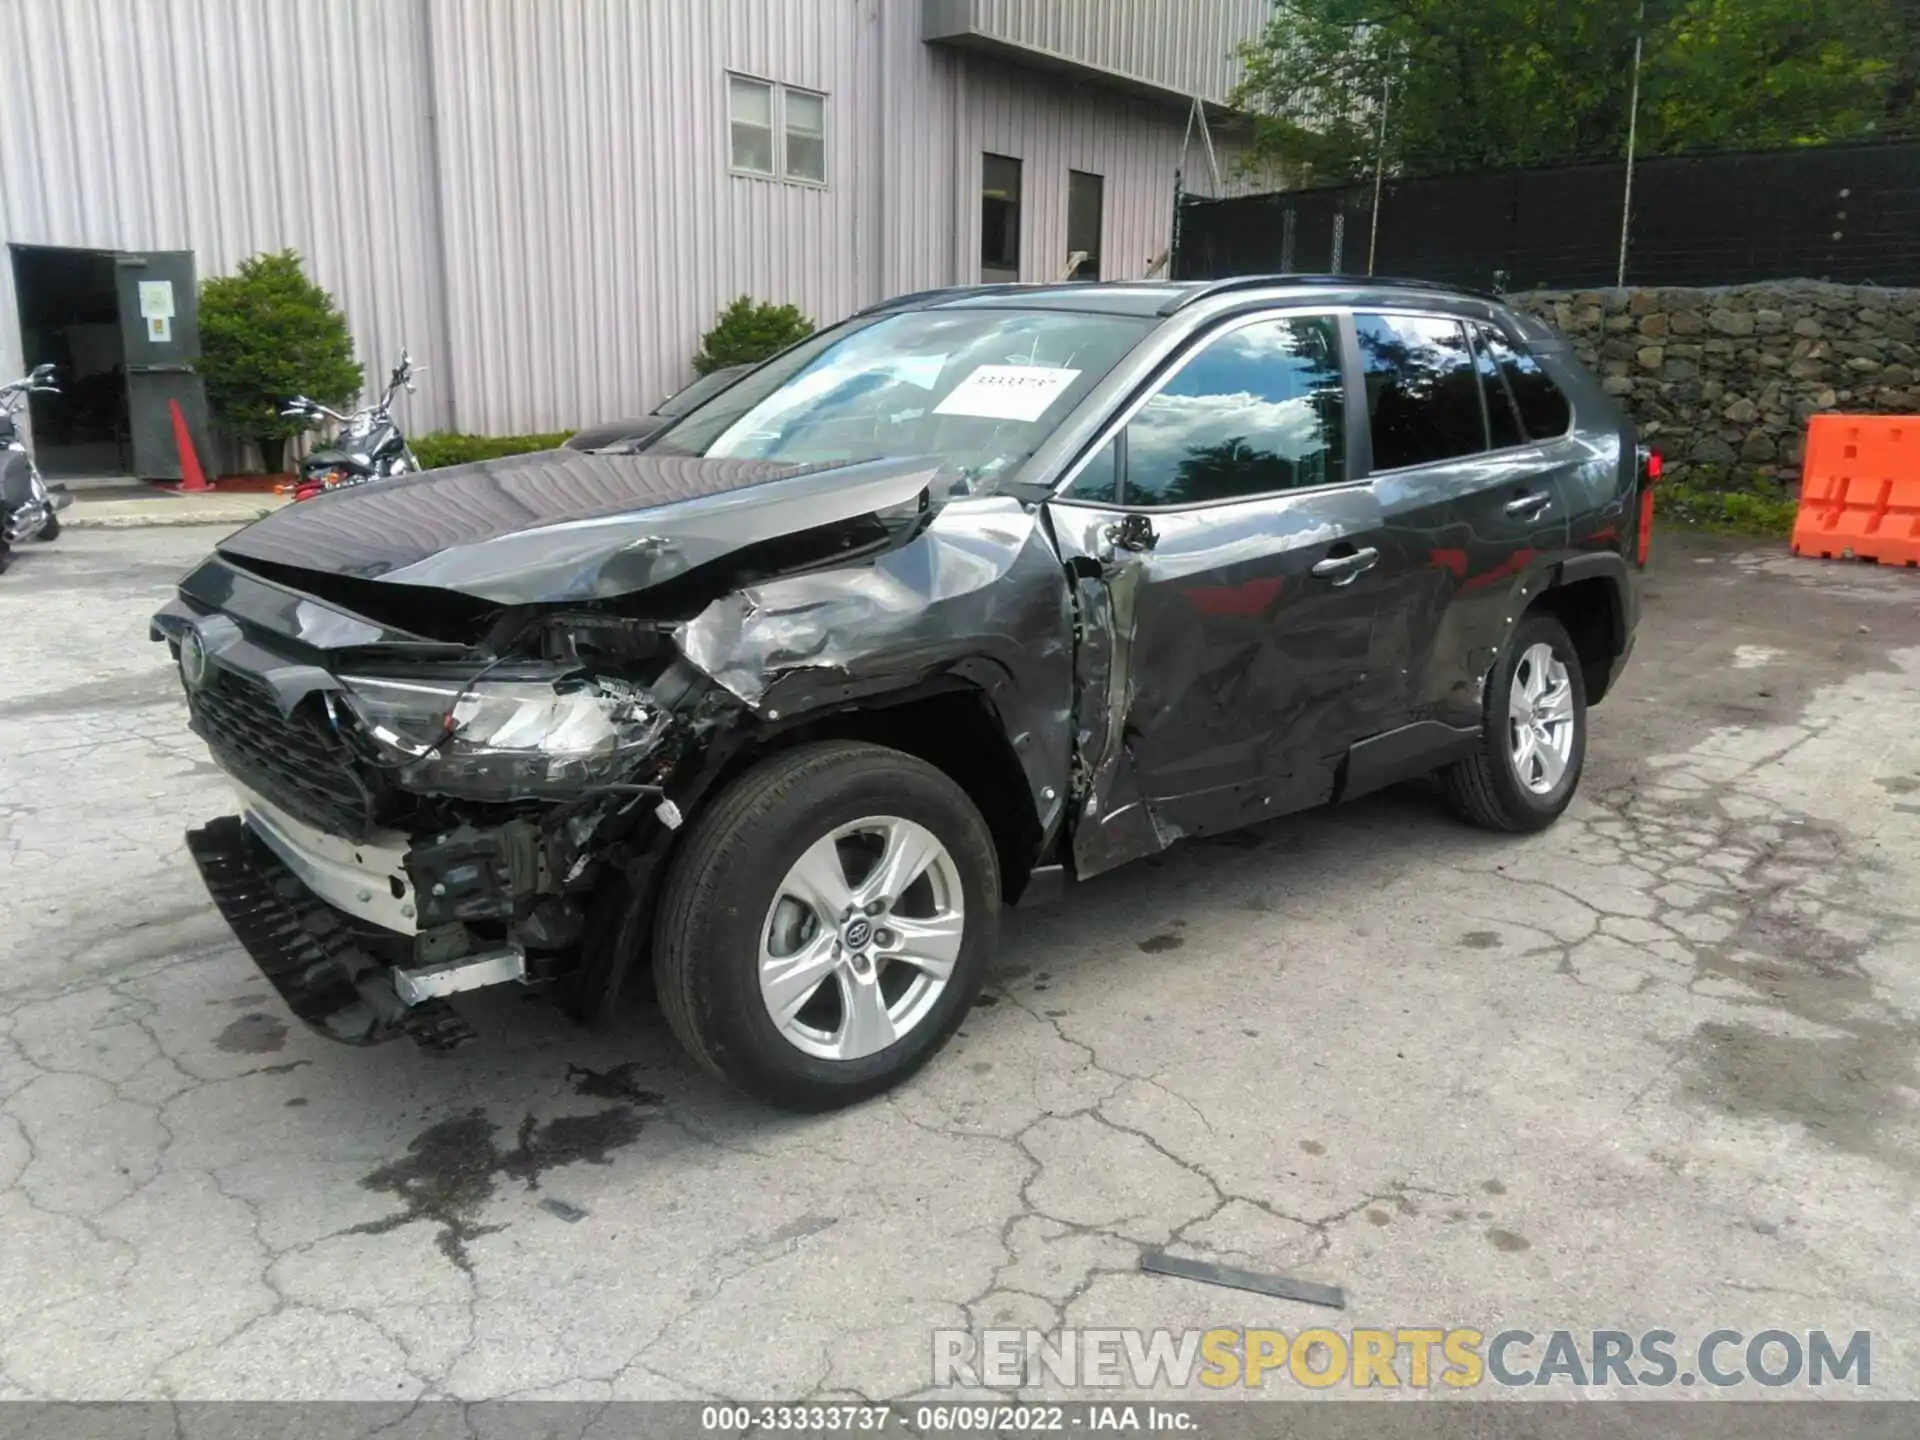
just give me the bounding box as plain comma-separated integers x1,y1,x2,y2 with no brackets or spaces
29,362,56,383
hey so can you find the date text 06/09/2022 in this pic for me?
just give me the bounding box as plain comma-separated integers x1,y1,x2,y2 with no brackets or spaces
698,1403,1197,1433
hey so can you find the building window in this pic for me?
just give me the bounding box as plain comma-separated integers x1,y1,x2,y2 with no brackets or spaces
729,74,828,185
1067,170,1103,281
783,88,826,184
981,153,1022,280
728,75,775,176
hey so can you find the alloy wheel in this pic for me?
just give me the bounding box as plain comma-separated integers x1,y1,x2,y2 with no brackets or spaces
1507,642,1577,794
758,816,965,1061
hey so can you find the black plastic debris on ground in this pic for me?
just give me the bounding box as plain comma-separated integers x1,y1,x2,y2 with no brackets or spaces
1140,1250,1346,1310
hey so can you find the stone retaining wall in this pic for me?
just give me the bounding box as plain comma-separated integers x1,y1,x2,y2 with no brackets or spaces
1506,283,1920,485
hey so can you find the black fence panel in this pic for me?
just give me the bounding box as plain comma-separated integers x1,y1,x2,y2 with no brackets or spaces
1173,141,1920,291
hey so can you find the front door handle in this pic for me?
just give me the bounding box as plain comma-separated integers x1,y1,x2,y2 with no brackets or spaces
1505,490,1552,517
1310,546,1379,586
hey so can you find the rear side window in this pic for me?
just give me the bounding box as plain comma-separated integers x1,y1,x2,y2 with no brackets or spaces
1472,325,1526,450
1117,314,1346,505
1354,314,1485,470
1482,329,1573,439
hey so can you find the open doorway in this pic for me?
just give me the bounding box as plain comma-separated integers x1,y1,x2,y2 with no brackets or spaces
10,245,132,477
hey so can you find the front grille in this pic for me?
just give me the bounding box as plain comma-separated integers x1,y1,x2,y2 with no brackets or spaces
188,666,381,839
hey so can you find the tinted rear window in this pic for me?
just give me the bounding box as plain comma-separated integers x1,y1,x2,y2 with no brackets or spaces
1482,329,1572,439
1472,326,1526,449
1354,313,1485,470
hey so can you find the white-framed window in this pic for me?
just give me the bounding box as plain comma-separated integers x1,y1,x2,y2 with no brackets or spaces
783,87,827,185
728,74,776,177
727,72,828,186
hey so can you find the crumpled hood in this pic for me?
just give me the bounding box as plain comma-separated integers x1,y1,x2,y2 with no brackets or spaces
215,448,942,604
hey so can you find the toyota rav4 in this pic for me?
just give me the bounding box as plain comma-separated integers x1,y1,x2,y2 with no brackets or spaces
154,277,1649,1110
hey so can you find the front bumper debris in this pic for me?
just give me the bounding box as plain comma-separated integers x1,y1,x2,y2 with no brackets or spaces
185,815,478,1051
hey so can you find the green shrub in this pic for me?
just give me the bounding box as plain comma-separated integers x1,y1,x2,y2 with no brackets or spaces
199,250,362,473
411,431,572,470
692,296,813,376
1655,479,1798,539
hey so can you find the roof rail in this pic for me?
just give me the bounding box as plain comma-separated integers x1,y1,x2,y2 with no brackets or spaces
1156,274,1502,315
852,283,1037,318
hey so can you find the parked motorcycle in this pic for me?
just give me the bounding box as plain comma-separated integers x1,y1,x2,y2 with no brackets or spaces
0,363,74,574
279,349,423,501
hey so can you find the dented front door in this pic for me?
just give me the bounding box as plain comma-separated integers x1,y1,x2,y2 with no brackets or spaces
1045,310,1399,879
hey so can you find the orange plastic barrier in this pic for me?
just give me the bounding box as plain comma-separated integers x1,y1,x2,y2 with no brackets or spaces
1791,414,1920,567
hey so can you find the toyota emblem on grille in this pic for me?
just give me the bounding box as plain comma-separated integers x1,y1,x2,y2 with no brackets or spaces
178,625,210,691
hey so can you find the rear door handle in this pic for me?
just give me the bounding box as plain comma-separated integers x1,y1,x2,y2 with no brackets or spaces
1505,491,1552,517
1310,546,1379,586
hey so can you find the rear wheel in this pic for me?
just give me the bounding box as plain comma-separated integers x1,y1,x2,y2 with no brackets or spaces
1442,612,1587,832
653,741,1000,1111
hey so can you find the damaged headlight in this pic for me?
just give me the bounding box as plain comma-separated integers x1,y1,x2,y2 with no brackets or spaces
336,673,669,800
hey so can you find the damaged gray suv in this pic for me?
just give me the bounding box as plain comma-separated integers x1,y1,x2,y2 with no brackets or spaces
155,277,1650,1109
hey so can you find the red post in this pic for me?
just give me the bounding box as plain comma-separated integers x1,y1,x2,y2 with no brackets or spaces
170,398,211,491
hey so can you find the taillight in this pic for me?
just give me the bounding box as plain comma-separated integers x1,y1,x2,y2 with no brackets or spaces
1635,446,1662,566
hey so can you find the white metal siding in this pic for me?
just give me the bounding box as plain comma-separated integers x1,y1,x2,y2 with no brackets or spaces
930,0,1270,105
938,50,1258,289
2,0,1275,446
424,0,868,434
0,0,454,434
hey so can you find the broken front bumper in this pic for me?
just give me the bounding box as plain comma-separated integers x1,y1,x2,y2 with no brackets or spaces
185,812,523,1051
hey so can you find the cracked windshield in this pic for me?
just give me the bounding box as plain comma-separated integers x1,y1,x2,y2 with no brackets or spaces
653,308,1149,487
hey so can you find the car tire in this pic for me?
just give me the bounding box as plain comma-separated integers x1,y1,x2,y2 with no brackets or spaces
652,740,1000,1111
1442,611,1587,833
33,514,59,541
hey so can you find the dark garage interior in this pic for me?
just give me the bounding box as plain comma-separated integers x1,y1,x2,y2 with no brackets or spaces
10,244,133,477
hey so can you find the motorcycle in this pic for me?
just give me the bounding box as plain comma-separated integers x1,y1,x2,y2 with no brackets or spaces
0,363,74,573
279,348,423,501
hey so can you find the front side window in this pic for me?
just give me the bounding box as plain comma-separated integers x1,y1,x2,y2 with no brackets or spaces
1118,315,1347,506
783,89,827,183
651,308,1149,487
728,75,775,176
1354,313,1487,470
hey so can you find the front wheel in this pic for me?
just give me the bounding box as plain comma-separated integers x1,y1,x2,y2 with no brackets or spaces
652,741,1000,1111
33,514,58,541
1442,612,1587,832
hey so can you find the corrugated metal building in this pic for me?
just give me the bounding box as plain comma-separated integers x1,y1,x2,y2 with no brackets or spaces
0,0,1271,473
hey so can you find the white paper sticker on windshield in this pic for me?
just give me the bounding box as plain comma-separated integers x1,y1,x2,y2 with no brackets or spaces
932,365,1082,423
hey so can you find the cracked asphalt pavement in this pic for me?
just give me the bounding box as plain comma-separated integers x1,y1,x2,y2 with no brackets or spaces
1,526,1917,1401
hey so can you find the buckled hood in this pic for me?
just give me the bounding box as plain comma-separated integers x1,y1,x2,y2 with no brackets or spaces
215,448,942,604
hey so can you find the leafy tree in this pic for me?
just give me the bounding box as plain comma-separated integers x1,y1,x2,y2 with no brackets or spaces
1233,0,1907,182
692,296,814,376
1643,0,1899,152
198,250,362,473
